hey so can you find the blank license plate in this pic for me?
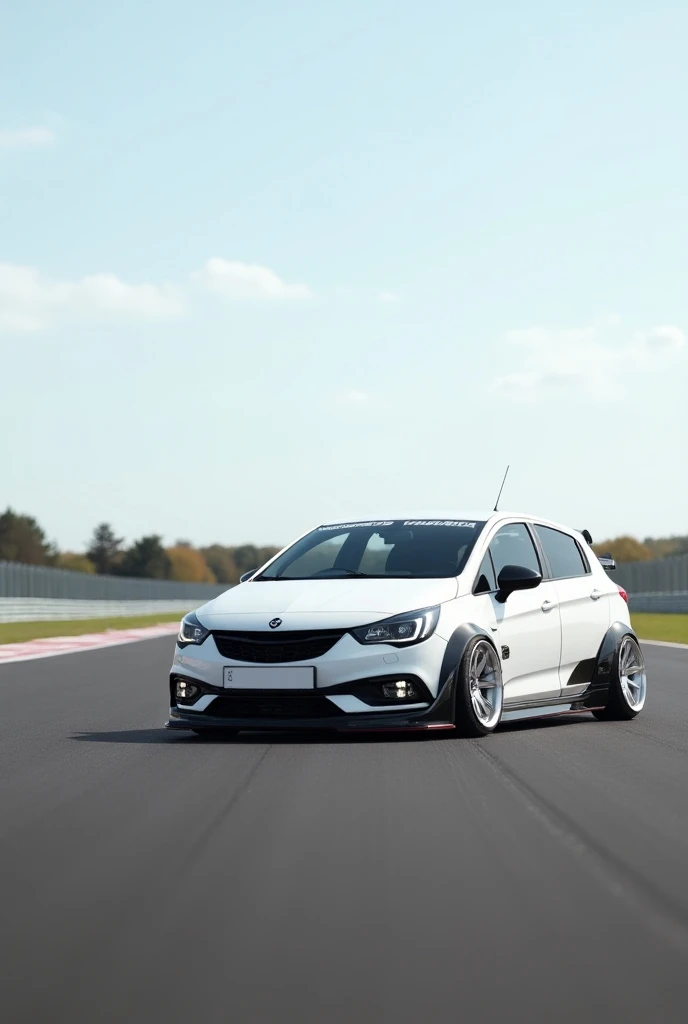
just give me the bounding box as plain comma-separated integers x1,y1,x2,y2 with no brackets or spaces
223,666,315,690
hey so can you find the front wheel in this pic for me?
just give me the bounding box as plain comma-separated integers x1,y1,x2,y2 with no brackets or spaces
454,637,504,737
592,634,647,721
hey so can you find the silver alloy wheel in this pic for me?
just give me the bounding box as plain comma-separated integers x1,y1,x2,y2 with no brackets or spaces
618,636,647,711
468,640,503,729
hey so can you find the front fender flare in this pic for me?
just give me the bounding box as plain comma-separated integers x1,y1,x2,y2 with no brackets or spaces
433,623,501,720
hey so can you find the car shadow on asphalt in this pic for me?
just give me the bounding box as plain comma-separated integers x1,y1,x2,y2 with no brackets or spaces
70,728,432,745
71,715,597,745
496,714,597,734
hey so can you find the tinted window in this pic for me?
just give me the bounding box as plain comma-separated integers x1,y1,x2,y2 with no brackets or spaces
534,525,588,579
489,524,541,578
258,519,485,580
276,533,348,578
358,532,395,574
474,552,497,594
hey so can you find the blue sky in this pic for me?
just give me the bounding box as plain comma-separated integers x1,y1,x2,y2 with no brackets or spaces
1,0,686,551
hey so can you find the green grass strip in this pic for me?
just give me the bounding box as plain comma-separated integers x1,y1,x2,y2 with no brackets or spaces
631,613,688,645
0,612,188,645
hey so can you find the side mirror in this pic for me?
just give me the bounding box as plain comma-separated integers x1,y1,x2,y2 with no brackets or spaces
496,564,542,603
598,553,616,572
239,570,257,583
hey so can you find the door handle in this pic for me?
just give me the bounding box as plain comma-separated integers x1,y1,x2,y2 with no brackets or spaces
590,590,603,601
541,599,557,612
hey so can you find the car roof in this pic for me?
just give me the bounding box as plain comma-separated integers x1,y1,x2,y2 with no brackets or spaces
319,511,585,536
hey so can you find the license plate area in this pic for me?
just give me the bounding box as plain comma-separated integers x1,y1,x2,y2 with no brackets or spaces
223,666,315,690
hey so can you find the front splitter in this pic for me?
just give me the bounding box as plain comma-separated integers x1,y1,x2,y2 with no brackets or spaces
165,710,455,734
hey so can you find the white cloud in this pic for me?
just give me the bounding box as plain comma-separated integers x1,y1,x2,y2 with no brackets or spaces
0,263,183,333
379,291,399,304
0,255,316,334
641,325,686,351
0,126,56,150
491,318,686,402
192,258,312,300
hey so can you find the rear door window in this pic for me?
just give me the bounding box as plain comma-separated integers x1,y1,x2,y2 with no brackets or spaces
534,525,589,579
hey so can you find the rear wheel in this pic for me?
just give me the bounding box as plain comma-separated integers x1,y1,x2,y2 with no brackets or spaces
592,634,646,721
454,637,504,737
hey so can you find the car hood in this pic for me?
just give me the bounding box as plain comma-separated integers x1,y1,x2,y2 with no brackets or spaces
195,577,458,631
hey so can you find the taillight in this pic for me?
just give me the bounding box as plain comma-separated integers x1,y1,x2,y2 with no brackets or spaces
617,586,628,604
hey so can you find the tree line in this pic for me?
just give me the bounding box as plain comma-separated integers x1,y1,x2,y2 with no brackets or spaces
1,507,686,581
0,509,280,584
592,534,688,563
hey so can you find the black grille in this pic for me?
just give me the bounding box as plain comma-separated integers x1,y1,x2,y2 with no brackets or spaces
209,695,343,719
212,630,346,663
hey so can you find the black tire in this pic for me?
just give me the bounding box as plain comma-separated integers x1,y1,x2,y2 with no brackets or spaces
453,636,504,738
592,634,646,721
191,728,239,738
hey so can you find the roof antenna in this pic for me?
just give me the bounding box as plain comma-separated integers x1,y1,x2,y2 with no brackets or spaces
493,465,510,511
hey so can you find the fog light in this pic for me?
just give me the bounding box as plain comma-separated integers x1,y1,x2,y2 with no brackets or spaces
382,680,419,699
175,679,199,700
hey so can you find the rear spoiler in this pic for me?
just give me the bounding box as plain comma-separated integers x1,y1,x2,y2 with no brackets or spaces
578,530,616,571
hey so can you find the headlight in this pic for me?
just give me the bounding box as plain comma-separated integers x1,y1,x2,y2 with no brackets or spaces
351,606,440,646
178,611,210,646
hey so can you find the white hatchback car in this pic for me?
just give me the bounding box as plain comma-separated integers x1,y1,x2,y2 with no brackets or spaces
166,512,647,737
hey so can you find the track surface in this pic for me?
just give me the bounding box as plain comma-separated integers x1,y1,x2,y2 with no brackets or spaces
1,641,687,1023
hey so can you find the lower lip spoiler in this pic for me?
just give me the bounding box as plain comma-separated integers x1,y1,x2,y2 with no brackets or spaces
165,712,455,733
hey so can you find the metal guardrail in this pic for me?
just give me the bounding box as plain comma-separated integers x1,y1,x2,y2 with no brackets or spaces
0,598,199,624
0,561,227,601
609,553,688,613
614,553,688,597
1,553,687,619
626,593,688,614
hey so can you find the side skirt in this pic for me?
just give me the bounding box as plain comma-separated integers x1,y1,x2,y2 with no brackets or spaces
501,702,604,724
501,688,606,723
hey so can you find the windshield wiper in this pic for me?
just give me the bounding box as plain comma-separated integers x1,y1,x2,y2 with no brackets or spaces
256,569,414,581
258,569,380,581
311,568,373,578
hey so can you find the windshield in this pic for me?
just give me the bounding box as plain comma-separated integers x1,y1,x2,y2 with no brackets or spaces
256,520,485,580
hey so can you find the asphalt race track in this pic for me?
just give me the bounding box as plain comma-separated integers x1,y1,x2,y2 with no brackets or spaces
1,640,687,1023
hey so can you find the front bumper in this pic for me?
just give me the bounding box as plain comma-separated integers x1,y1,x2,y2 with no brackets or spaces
167,629,452,732
166,678,456,732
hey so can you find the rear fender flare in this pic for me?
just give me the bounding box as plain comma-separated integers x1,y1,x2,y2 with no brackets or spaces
593,620,637,682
